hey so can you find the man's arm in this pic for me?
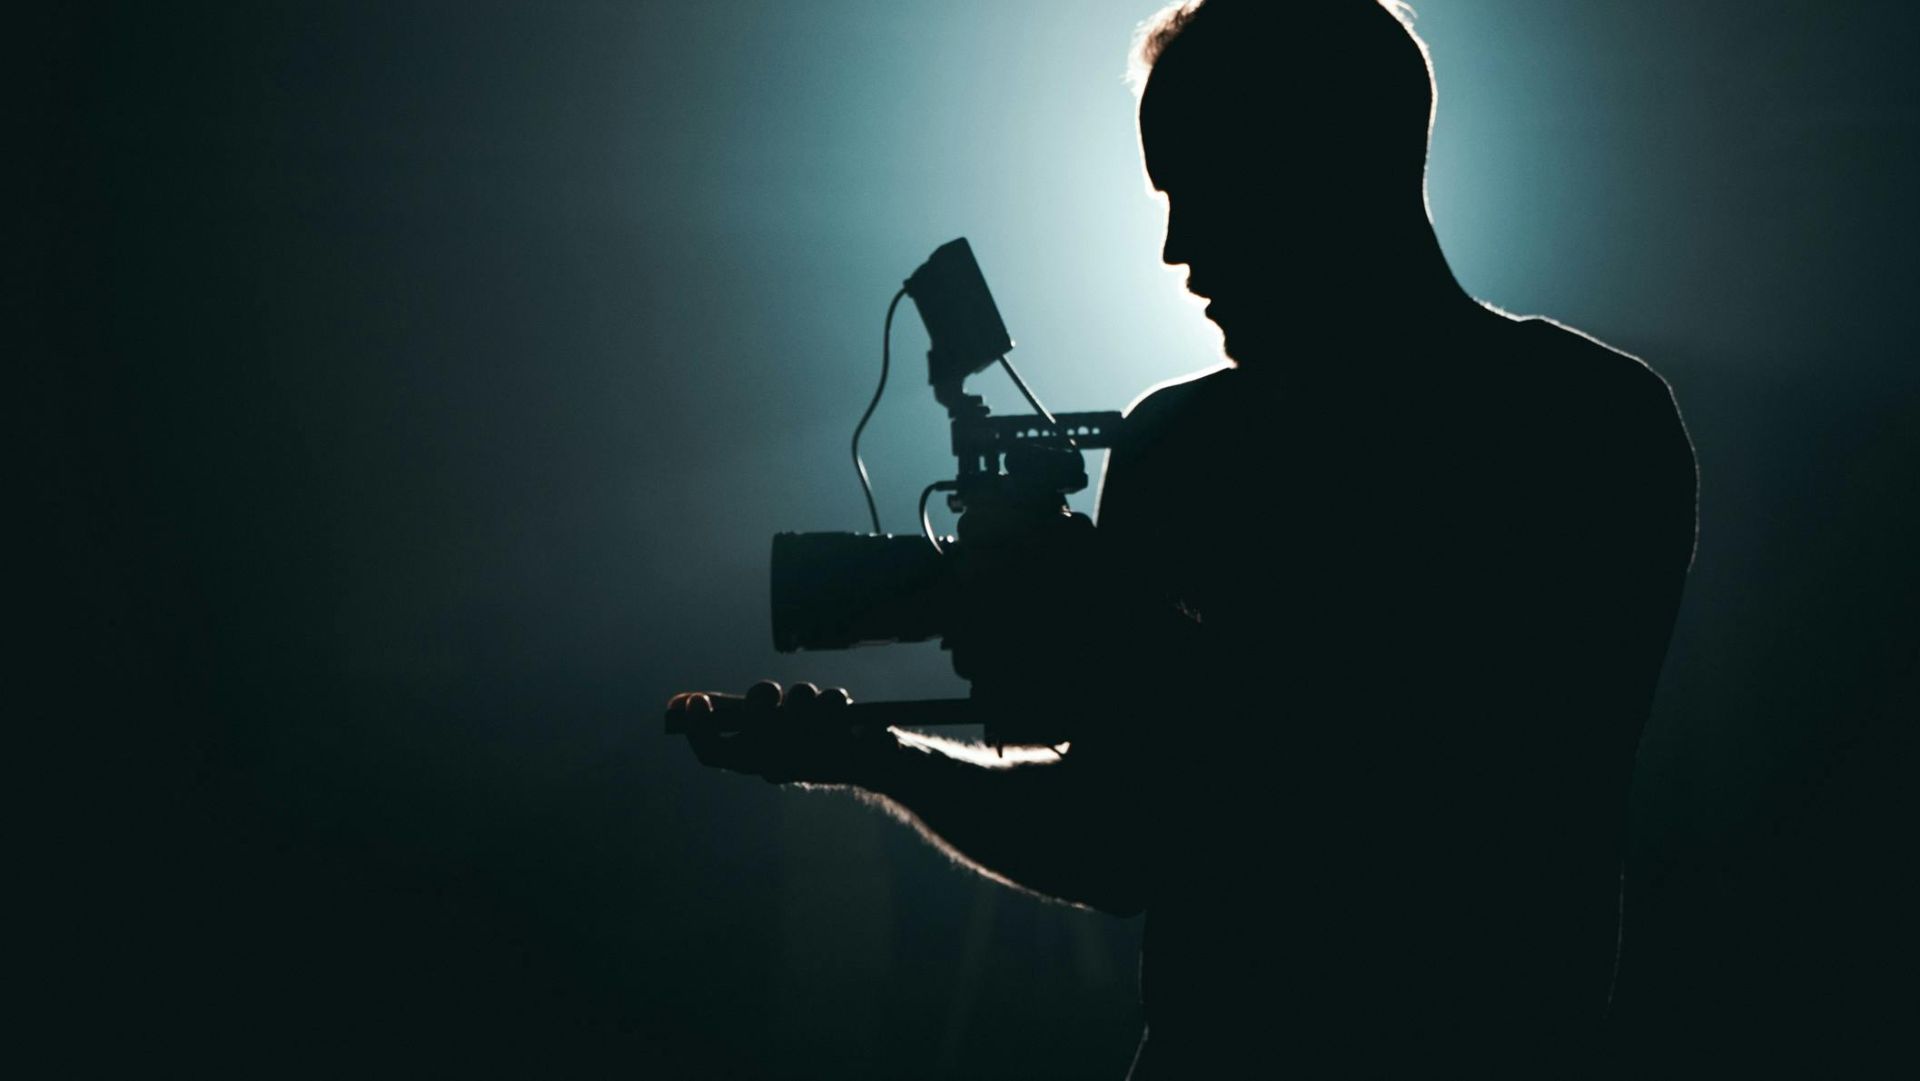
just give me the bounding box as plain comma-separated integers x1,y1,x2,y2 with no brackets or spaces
673,687,1151,915
849,378,1206,913
857,727,1149,914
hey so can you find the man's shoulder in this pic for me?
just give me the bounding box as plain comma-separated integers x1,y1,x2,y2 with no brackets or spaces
1095,365,1234,522
1114,364,1243,458
1491,313,1680,424
1488,313,1696,513
1121,364,1235,428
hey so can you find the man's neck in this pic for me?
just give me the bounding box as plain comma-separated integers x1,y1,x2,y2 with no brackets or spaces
1230,291,1488,385
1219,214,1489,381
1308,215,1476,333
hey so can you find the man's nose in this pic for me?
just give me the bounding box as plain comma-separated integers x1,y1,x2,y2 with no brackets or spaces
1160,202,1186,268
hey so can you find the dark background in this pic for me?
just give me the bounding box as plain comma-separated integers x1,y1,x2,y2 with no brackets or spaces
30,1,1916,1076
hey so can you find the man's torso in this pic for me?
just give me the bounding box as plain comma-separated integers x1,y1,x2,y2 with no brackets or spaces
1094,310,1697,1072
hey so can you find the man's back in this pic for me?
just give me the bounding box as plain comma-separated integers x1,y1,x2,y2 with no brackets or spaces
1096,309,1697,1074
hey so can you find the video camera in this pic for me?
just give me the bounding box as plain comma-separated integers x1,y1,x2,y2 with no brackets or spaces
673,239,1126,745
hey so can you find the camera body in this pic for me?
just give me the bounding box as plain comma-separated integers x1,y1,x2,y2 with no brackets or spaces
771,408,1124,653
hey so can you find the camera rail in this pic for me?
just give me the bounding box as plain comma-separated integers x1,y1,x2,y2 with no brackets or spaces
664,695,973,735
951,411,1127,457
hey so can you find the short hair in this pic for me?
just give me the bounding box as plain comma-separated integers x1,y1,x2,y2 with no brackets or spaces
1127,1,1436,179
1127,0,1204,93
1128,0,1424,93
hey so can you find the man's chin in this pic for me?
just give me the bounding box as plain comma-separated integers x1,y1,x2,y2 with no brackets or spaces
1215,323,1261,368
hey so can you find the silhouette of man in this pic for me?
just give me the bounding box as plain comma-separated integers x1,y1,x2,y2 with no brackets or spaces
673,2,1696,1076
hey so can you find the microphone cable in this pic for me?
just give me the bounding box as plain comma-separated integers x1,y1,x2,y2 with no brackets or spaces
853,287,910,534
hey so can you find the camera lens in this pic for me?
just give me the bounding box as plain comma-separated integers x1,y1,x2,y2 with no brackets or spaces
770,532,953,651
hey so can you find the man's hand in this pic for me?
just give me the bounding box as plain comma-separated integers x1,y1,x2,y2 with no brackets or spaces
668,680,899,786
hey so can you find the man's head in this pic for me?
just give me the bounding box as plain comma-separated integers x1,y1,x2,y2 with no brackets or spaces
1132,2,1442,365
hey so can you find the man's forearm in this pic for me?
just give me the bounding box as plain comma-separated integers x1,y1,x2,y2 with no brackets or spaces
839,730,1146,915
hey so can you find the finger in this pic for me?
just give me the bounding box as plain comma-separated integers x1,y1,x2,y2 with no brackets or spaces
745,680,783,710
784,682,820,708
